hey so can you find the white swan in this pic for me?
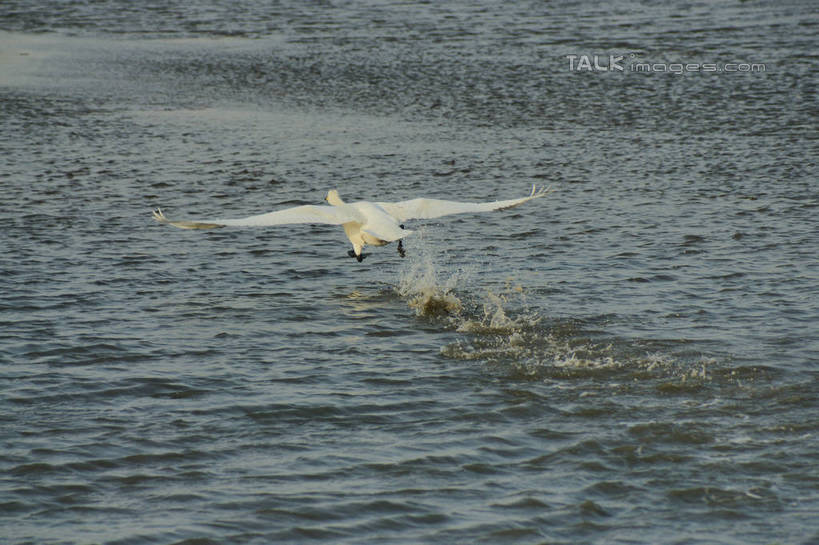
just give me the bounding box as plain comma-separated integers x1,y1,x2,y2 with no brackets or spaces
153,185,553,262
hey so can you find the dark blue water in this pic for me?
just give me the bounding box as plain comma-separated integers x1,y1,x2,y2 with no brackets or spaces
1,1,817,544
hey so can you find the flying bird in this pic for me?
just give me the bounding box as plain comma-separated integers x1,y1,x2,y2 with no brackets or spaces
153,185,553,262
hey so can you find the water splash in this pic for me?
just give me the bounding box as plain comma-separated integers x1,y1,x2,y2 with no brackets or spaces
456,281,540,334
392,244,720,389
393,236,551,364
395,228,466,319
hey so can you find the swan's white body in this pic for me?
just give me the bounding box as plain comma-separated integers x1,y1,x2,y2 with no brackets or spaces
153,185,552,261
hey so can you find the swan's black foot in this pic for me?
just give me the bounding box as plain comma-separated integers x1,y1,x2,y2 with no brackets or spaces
397,225,407,258
347,250,369,262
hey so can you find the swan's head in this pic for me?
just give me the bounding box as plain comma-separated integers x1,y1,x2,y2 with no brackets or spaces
325,189,344,206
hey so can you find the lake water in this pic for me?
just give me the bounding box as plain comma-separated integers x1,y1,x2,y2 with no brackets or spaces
1,1,817,544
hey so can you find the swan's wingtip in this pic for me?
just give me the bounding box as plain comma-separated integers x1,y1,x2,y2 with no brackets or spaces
530,184,555,199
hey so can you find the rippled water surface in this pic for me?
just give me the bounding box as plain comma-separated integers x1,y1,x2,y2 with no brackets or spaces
1,1,817,544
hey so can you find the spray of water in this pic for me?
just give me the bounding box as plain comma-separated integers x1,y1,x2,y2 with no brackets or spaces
392,234,717,387
395,227,467,320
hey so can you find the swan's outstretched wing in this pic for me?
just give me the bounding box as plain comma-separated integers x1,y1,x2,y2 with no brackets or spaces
152,204,359,230
378,185,553,222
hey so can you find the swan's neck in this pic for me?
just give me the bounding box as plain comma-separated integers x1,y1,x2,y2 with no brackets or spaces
326,189,345,206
